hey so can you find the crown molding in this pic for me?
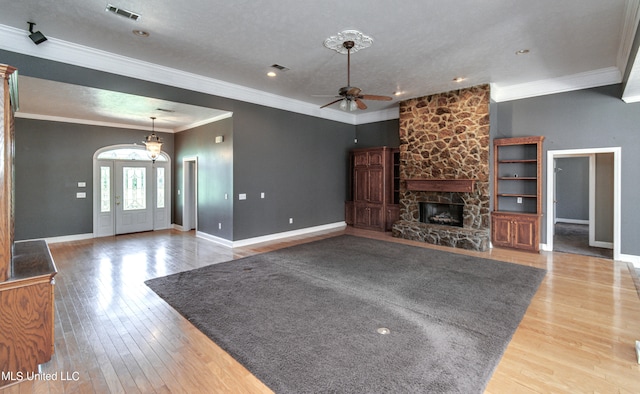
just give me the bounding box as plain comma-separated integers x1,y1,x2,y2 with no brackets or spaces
15,112,174,132
1,21,634,120
622,36,640,103
0,24,363,125
15,110,234,133
354,107,400,124
491,67,622,102
618,0,640,72
174,112,233,132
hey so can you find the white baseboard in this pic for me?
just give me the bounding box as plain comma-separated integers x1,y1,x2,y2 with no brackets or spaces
620,253,640,268
196,231,234,247
18,233,95,244
555,218,589,225
591,241,613,249
197,222,347,248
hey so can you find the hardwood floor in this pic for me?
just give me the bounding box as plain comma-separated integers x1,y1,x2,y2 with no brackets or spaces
2,227,639,393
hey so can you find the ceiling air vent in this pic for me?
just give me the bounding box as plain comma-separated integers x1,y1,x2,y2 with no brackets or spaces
270,64,290,72
106,4,141,21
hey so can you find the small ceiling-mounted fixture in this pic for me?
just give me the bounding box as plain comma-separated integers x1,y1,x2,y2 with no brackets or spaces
27,22,47,45
106,4,141,21
515,49,530,55
132,30,149,37
270,64,290,72
143,117,163,162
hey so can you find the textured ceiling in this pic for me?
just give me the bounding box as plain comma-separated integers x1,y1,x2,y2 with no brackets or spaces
0,0,638,129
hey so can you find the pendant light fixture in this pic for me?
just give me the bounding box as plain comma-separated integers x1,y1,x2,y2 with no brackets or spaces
143,116,162,162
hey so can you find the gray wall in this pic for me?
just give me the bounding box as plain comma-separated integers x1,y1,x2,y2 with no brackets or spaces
14,118,174,240
496,84,640,255
174,117,234,239
355,119,400,148
595,153,614,243
3,49,398,242
555,157,589,221
231,104,355,240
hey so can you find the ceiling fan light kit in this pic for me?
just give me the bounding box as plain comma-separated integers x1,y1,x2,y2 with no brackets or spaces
320,29,392,112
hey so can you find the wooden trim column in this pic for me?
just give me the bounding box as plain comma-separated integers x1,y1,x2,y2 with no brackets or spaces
0,64,17,282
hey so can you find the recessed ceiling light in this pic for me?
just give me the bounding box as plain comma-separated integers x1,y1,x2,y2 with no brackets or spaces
132,30,149,37
515,49,530,55
267,71,277,77
452,77,466,83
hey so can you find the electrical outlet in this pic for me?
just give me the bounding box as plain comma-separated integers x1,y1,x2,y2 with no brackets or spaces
517,197,523,204
289,218,293,224
218,223,222,230
261,192,265,199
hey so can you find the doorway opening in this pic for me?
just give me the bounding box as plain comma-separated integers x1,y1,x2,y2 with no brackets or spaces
546,147,620,260
93,145,171,237
182,157,198,231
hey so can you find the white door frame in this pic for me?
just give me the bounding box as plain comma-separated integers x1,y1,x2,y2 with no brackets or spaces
553,154,603,247
92,144,171,237
545,147,621,260
182,157,198,231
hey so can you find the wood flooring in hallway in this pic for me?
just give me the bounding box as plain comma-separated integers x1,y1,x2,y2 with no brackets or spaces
1,227,639,393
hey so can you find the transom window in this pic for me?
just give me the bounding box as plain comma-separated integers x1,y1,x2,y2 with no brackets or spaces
97,147,167,162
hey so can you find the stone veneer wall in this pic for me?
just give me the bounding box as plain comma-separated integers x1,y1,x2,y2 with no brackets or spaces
392,84,491,251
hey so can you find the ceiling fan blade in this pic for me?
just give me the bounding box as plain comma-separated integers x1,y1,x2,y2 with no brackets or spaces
360,94,393,101
355,98,367,110
312,94,341,98
320,98,344,109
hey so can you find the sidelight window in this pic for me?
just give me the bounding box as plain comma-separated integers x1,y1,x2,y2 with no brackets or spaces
100,166,111,212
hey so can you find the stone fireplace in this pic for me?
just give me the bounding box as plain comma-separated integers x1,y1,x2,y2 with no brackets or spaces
392,85,490,251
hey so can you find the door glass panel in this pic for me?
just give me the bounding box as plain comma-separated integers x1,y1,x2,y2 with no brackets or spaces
157,167,165,208
100,166,110,212
123,167,146,210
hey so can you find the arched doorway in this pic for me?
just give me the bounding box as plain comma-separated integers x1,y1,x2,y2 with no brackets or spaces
93,145,171,237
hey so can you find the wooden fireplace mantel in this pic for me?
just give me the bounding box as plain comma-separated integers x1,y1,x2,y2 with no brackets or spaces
405,179,475,193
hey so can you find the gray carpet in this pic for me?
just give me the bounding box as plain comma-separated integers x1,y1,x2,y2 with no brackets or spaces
146,235,546,393
554,223,613,259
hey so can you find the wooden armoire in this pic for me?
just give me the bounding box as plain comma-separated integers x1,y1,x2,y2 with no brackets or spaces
0,65,58,387
345,146,400,231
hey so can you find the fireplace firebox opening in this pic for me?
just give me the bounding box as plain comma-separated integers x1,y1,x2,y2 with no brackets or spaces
419,202,463,227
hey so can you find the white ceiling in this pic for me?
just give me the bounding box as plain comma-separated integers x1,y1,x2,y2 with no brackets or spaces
0,0,638,130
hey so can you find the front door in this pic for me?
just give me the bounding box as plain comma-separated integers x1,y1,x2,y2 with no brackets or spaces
115,161,153,234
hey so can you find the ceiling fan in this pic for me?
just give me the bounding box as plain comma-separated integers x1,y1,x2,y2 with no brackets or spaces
319,40,392,111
